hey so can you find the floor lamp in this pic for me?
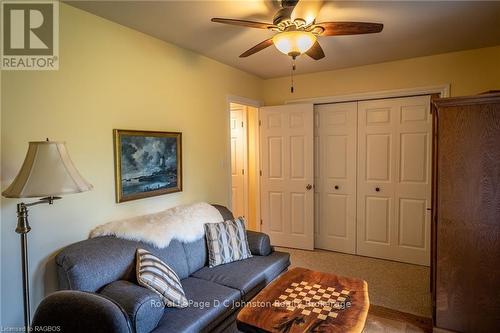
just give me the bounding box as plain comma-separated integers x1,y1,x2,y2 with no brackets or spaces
2,140,93,331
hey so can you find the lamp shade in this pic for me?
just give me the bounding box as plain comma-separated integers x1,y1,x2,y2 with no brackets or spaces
272,31,317,56
2,141,93,198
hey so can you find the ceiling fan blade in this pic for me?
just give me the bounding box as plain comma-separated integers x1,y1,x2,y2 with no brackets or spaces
306,41,325,60
240,39,274,58
291,0,324,25
317,22,383,36
211,18,275,29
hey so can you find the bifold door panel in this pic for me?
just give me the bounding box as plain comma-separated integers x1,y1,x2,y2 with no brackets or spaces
356,95,431,265
314,102,357,254
260,104,314,250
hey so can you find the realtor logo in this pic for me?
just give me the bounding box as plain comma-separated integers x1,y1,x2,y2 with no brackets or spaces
1,0,59,70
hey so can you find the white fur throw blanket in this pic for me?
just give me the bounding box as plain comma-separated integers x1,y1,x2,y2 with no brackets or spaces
89,202,223,248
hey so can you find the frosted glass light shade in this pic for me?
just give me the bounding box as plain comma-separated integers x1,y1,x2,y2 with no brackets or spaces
2,141,93,198
272,31,316,56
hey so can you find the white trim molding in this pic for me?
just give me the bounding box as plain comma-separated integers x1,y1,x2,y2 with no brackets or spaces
285,84,450,105
227,95,262,108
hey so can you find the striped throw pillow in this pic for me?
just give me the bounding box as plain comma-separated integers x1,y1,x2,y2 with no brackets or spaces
204,217,253,268
136,248,188,308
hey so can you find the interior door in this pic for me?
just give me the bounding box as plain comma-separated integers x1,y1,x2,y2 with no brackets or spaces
260,104,314,250
357,95,431,265
314,102,357,254
230,106,247,219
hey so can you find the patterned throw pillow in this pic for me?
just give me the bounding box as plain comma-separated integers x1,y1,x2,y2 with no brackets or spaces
136,248,188,308
204,217,253,268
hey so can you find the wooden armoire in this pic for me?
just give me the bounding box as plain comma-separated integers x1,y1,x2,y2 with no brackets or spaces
431,92,500,333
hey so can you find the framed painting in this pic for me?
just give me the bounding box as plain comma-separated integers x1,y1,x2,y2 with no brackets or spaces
113,129,182,203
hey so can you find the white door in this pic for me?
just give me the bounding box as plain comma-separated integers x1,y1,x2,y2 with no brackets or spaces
260,104,314,250
230,106,247,219
357,95,431,265
315,102,357,254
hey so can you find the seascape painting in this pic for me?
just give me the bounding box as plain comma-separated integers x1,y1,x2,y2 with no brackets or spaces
114,130,182,202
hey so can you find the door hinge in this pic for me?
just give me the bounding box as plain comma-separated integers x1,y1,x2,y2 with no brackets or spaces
258,120,261,126
260,219,263,225
241,121,244,128
259,170,262,176
242,169,245,175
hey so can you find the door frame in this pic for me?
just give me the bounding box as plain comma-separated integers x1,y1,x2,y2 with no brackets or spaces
285,84,450,105
226,95,262,230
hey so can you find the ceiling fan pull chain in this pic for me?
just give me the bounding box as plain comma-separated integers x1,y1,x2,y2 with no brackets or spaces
290,57,296,93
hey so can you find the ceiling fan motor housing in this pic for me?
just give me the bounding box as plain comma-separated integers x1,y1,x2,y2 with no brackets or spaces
281,0,299,9
273,6,294,26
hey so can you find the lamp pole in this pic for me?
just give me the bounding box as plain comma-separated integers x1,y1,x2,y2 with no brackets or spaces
2,140,93,331
15,197,60,332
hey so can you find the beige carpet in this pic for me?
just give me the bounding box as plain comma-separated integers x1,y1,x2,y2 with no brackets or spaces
277,247,431,318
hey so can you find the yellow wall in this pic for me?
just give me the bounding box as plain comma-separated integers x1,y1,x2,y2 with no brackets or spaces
0,4,261,327
263,46,500,105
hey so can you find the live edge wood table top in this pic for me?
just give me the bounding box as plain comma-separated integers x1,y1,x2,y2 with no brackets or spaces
237,268,369,333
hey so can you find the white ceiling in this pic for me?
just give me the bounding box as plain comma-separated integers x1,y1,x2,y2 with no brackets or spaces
68,1,500,79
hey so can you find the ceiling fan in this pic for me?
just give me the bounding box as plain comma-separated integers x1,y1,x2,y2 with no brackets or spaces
211,0,383,60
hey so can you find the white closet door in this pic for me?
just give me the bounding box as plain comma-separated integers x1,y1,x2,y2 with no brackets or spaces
357,95,431,265
230,106,247,219
314,102,357,253
260,104,314,250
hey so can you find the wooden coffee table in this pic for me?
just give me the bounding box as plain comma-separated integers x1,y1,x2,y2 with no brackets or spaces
237,267,369,333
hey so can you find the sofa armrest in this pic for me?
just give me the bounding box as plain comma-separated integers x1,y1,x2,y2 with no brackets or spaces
246,230,272,256
100,280,164,333
32,290,132,333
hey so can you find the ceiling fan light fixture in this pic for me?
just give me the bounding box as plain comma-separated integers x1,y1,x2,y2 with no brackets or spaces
272,31,316,57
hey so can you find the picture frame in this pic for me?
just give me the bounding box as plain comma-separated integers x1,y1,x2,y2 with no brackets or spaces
113,129,182,203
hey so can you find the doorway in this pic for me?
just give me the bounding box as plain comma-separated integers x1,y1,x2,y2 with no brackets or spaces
229,102,260,231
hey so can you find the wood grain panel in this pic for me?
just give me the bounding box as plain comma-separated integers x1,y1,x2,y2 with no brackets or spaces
433,93,500,333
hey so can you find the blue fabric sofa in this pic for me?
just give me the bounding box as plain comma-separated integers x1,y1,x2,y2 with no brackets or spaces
32,205,290,333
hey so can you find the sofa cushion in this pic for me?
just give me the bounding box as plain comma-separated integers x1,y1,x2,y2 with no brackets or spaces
56,236,190,292
182,238,207,275
100,280,163,333
152,278,240,333
174,204,234,276
192,251,290,298
136,249,188,308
